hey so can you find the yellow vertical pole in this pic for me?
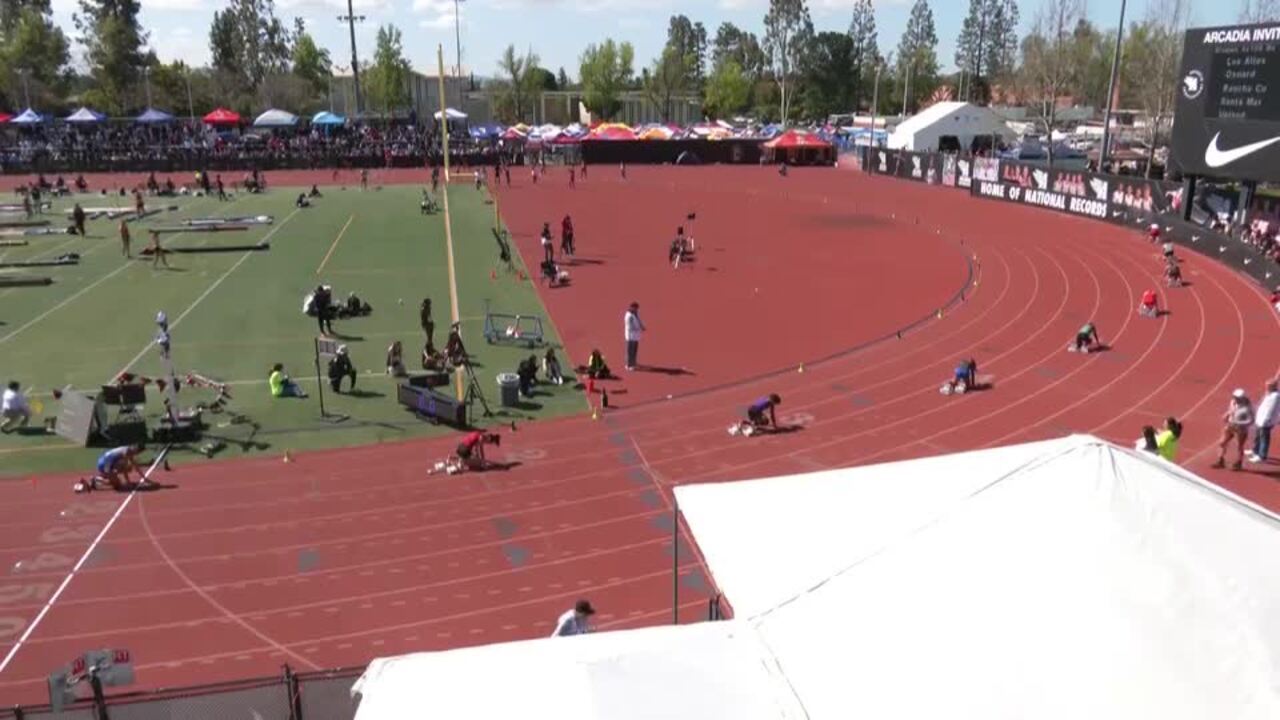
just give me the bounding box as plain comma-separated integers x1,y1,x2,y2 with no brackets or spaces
436,45,464,402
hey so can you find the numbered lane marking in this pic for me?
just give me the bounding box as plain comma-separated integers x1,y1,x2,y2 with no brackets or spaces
0,583,55,606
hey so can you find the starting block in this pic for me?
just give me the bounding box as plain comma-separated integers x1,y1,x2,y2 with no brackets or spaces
483,308,545,348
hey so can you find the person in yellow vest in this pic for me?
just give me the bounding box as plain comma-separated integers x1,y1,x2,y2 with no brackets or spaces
1155,417,1182,463
269,364,308,398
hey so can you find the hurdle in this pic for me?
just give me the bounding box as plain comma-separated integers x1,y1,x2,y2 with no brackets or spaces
0,276,53,287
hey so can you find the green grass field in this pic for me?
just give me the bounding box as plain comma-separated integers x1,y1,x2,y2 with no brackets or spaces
0,181,585,477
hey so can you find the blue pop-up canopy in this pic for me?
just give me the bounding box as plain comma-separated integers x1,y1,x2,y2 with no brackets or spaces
311,111,345,126
136,107,175,123
65,107,106,123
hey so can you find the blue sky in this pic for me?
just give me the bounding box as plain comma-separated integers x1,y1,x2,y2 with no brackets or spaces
47,0,1242,80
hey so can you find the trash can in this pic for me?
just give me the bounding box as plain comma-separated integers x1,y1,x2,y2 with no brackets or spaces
497,373,520,407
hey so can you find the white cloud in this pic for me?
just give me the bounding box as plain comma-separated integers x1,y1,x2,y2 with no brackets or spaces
152,26,209,66
413,0,458,31
141,0,206,10
279,0,390,11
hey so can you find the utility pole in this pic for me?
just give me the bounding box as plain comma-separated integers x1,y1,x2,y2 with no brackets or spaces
974,6,986,105
17,68,31,109
338,0,366,116
902,62,912,117
184,68,194,122
1100,0,1128,172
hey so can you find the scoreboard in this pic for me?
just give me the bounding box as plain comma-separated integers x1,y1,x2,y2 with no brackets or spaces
1172,23,1280,182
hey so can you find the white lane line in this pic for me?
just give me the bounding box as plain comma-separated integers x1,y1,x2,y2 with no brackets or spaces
0,446,172,675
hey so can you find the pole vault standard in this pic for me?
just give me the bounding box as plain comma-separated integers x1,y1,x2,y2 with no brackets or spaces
155,312,180,426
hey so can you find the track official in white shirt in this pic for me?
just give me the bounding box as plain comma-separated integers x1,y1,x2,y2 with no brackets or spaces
624,302,645,371
1,381,31,433
551,599,596,637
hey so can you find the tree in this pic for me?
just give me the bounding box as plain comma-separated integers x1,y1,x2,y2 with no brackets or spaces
366,23,409,116
1018,0,1084,166
667,15,708,85
0,5,68,109
895,0,939,114
704,58,751,119
208,0,292,104
496,44,540,122
847,0,879,111
291,19,331,99
557,67,570,89
578,39,633,119
209,8,241,80
643,46,692,121
1123,0,1189,176
762,0,813,124
74,0,149,113
797,32,856,119
712,22,766,80
1239,0,1280,21
954,0,1020,102
1069,19,1114,110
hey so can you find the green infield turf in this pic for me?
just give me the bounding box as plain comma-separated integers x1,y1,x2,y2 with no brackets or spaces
0,182,585,478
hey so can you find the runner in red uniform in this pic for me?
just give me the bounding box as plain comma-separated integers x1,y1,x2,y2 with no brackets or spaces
432,431,502,474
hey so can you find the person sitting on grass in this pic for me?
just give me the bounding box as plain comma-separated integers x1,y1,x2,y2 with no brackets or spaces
1,381,31,433
78,444,146,492
420,189,437,214
269,363,308,398
543,348,565,385
422,341,447,372
731,394,782,436
431,431,502,475
586,349,612,379
517,355,539,397
1070,322,1102,353
339,292,372,318
386,341,407,377
445,324,467,367
296,193,311,208
327,345,357,393
309,184,322,198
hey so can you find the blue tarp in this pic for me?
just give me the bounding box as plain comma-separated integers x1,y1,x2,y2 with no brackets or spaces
312,111,345,126
136,107,175,123
65,107,107,123
469,123,503,139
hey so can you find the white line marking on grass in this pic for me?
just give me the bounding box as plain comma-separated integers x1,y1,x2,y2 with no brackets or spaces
115,208,301,376
0,446,172,676
0,260,135,346
316,214,355,275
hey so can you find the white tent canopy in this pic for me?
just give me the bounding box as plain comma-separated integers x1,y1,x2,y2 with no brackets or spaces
352,436,1280,720
888,100,1016,152
352,622,805,720
252,108,298,127
433,107,467,120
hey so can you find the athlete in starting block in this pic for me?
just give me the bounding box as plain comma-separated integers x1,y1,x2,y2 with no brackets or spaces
76,444,146,492
1070,322,1103,353
941,358,979,395
430,431,501,475
729,394,781,436
1138,289,1161,318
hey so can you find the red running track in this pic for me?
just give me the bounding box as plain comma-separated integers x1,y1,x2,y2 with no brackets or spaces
1,165,1278,705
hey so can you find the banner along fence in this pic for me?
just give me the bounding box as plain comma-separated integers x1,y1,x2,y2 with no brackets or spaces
861,147,1278,288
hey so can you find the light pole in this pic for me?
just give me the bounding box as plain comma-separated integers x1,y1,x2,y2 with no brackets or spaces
1100,0,1128,172
143,66,153,109
16,68,31,109
871,62,882,147
902,62,912,117
453,0,466,111
338,1,366,116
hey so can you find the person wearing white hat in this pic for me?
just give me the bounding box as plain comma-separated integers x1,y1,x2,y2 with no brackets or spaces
1213,389,1253,470
327,344,357,393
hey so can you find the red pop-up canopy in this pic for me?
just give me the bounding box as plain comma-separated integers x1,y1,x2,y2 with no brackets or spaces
762,129,833,149
0,112,12,124
203,108,242,125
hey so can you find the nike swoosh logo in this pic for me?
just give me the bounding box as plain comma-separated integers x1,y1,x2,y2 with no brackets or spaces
1204,132,1280,168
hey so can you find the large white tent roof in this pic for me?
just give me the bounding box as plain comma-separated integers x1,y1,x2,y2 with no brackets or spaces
888,100,1016,152
352,435,1280,720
